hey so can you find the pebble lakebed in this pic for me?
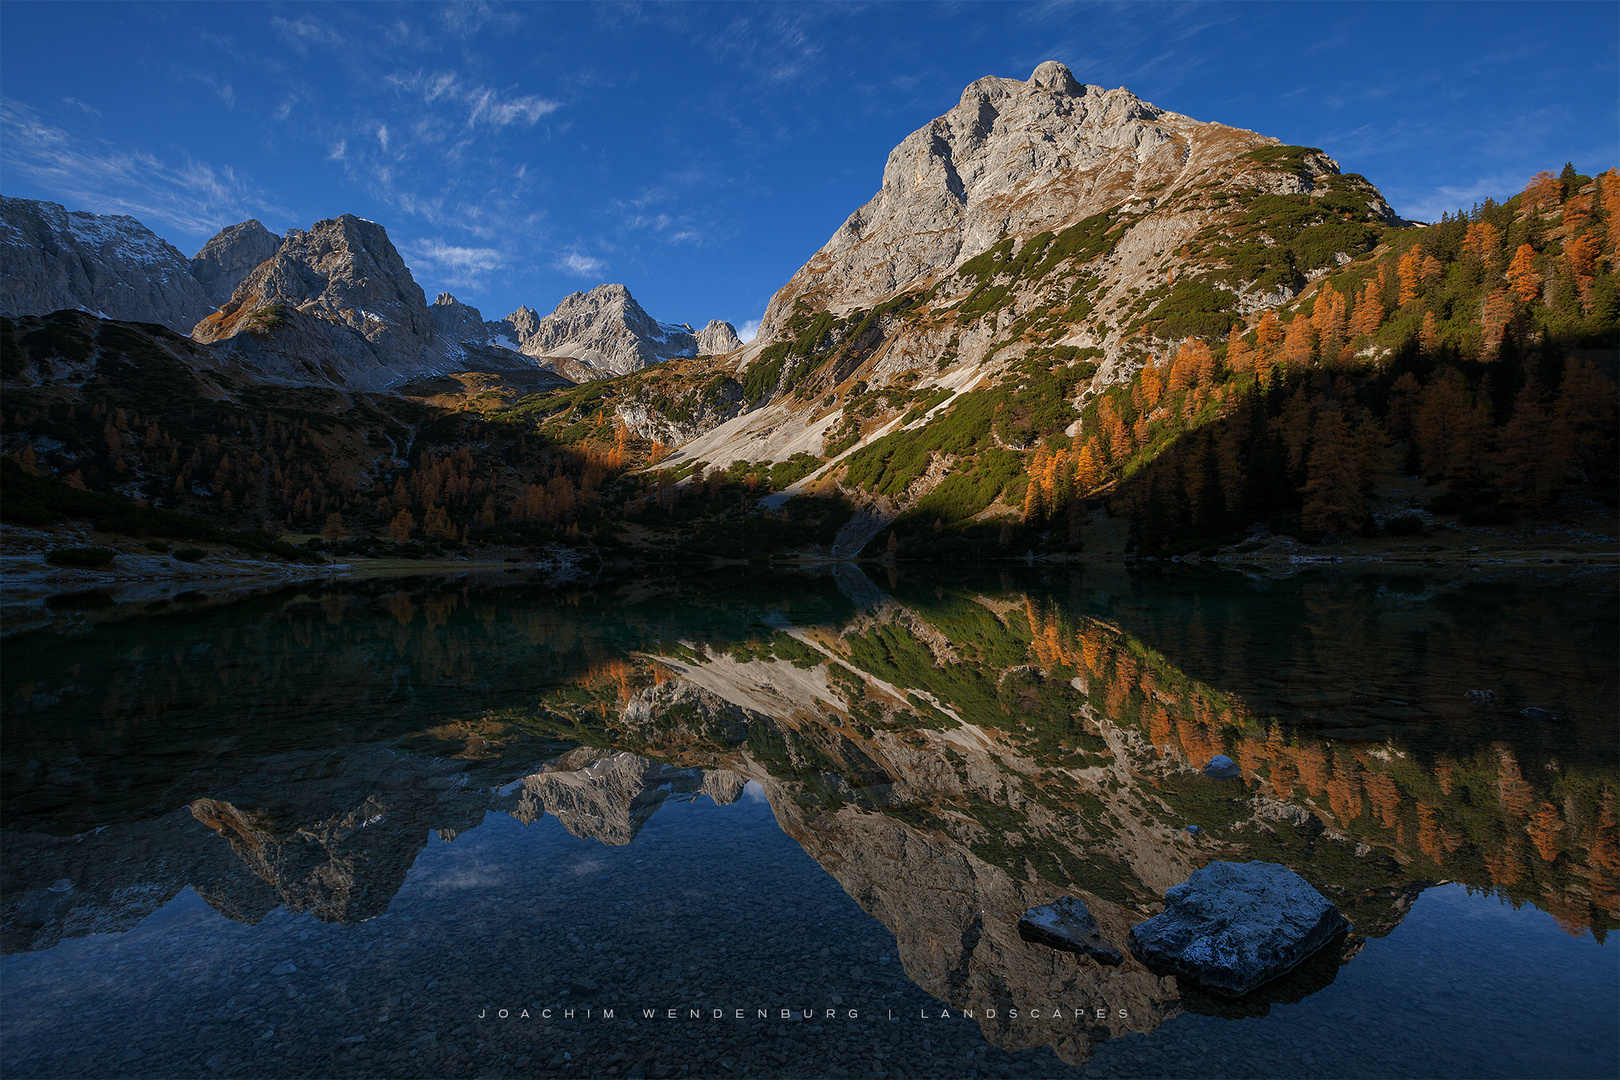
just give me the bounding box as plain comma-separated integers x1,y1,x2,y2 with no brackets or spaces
3,788,1612,1079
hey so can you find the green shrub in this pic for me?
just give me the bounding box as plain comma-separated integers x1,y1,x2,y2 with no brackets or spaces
46,546,116,568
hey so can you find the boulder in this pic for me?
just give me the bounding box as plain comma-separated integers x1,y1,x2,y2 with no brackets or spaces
1128,860,1349,997
1017,895,1124,966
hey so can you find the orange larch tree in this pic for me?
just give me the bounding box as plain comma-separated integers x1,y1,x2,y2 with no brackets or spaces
1506,243,1541,301
1463,220,1503,270
1397,251,1423,305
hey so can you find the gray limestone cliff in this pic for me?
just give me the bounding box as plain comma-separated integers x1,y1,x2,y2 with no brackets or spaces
0,196,218,333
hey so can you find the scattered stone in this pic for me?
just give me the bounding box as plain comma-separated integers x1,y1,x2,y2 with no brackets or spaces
1128,861,1349,997
1520,707,1558,722
1201,755,1241,779
1017,896,1124,966
270,961,297,976
1464,689,1495,704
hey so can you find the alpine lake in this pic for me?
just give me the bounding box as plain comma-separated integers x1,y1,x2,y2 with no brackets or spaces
1,560,1616,1080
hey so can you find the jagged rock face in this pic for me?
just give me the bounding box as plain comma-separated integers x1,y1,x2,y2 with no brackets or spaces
695,319,743,355
190,219,281,306
429,292,491,346
192,214,446,388
492,283,704,378
0,196,218,333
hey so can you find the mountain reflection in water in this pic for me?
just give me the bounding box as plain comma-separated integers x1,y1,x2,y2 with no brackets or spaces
2,565,1616,1077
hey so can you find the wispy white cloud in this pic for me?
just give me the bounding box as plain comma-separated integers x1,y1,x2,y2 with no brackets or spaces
558,252,606,277
402,237,507,290
270,15,345,56
736,318,761,343
388,70,559,132
0,98,289,240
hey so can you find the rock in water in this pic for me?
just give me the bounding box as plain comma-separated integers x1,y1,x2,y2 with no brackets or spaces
1128,861,1348,996
1201,754,1241,779
1017,896,1124,966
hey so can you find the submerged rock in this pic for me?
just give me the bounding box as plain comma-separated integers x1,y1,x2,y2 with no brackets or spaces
1128,861,1349,997
1201,755,1241,779
1017,896,1124,966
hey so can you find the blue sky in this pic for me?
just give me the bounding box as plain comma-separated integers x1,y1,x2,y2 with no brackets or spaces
2,2,1615,338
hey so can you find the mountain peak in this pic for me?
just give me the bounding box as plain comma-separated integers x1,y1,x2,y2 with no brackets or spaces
0,195,218,332
192,219,281,306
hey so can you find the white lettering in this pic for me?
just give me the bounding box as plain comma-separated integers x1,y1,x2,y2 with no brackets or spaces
641,1009,656,1019
477,1008,486,1019
498,1009,508,1019
520,1009,530,1019
542,1009,552,1019
602,1009,615,1019
564,1009,575,1019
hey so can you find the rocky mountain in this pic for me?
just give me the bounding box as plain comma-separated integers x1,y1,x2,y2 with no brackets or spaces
491,283,739,378
190,213,467,388
0,196,219,333
189,219,281,305
639,61,1406,470
759,60,1397,344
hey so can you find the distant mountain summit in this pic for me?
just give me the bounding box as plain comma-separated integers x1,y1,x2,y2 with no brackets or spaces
491,283,742,378
0,196,218,332
190,219,282,306
1,196,738,388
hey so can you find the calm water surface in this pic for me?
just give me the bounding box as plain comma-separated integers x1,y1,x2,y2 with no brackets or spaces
2,564,1616,1079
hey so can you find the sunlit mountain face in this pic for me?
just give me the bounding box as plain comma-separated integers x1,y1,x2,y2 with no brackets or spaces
2,565,1615,1077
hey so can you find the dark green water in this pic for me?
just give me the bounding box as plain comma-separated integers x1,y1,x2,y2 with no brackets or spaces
2,564,1616,1079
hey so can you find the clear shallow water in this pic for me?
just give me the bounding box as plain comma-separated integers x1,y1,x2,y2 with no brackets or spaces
2,565,1616,1078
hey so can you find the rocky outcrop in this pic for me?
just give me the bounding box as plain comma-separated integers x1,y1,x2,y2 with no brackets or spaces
191,214,451,388
190,219,281,306
491,284,711,378
0,196,217,333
